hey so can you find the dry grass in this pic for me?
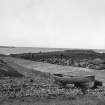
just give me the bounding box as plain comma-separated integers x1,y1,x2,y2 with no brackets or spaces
3,56,105,83
1,57,105,105
1,96,105,105
2,56,94,75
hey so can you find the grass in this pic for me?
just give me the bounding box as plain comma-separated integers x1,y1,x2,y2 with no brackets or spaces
1,56,105,105
2,56,105,83
1,95,105,105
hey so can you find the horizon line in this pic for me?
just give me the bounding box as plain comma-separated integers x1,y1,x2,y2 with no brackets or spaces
0,45,105,50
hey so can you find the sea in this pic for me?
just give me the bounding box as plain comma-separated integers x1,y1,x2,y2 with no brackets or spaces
0,47,104,55
0,47,65,55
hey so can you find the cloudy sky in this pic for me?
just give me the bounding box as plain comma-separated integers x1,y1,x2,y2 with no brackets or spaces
0,0,105,49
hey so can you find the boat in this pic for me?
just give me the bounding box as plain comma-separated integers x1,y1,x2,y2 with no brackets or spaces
53,74,95,88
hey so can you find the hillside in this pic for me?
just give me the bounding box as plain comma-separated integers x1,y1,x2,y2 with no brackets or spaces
1,56,105,105
0,58,23,78
10,49,105,70
10,49,105,59
3,56,105,84
0,57,46,78
0,56,50,79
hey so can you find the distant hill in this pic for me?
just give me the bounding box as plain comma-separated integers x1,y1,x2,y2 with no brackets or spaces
64,49,96,54
11,49,105,60
0,46,105,55
94,49,105,53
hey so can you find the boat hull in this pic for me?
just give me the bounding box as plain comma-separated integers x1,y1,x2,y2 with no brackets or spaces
53,75,95,88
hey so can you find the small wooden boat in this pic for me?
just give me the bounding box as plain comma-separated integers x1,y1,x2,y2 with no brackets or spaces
53,74,95,88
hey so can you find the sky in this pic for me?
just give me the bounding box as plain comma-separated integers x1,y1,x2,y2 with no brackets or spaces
0,0,105,49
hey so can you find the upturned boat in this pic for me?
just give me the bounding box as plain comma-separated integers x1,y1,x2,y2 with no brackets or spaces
53,74,95,88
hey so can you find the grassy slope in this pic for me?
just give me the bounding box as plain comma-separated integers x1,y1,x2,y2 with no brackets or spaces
1,57,105,105
11,49,105,59
3,56,105,84
0,57,23,77
2,56,94,74
0,56,47,78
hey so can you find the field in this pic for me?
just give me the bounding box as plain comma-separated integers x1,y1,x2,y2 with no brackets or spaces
2,56,105,83
1,56,105,105
1,96,105,105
